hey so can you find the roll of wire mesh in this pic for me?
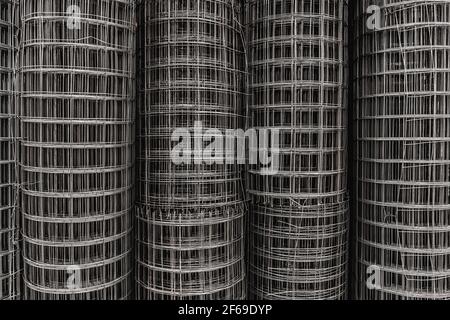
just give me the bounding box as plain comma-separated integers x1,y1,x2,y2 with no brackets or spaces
136,0,247,299
246,0,349,299
0,0,20,300
354,0,450,299
19,0,136,299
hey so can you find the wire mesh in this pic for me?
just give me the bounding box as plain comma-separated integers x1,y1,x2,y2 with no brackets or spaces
246,0,349,300
19,0,136,300
135,0,247,300
354,0,450,300
0,0,20,301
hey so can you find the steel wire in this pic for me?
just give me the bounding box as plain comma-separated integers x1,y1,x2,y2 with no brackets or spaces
0,0,20,301
19,0,136,300
135,0,247,300
246,0,349,300
354,0,450,300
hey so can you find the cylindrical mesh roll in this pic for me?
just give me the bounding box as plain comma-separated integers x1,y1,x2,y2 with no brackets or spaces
19,0,136,300
136,0,247,300
246,0,349,300
354,0,450,300
0,0,20,301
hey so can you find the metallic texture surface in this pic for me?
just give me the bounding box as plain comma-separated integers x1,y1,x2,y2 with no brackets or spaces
19,0,136,300
136,0,247,300
246,0,349,300
0,0,20,300
354,0,450,299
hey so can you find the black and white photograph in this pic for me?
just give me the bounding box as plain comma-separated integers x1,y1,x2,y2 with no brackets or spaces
0,0,449,311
